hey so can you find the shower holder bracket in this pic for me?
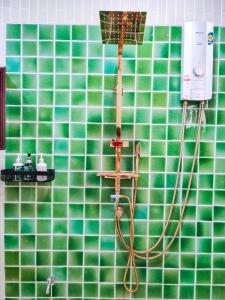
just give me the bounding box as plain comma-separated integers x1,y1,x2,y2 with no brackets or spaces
114,87,123,95
110,139,129,148
97,171,138,180
1,168,55,182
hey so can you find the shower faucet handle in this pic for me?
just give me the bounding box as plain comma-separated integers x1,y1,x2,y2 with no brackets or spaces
110,139,129,148
46,277,55,295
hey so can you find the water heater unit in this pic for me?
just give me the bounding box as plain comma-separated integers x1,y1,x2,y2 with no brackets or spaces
181,22,213,101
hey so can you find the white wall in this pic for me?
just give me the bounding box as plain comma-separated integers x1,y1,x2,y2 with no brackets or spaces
0,0,224,298
0,0,225,64
0,0,225,25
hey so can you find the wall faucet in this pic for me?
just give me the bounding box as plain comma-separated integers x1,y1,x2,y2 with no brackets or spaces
46,277,55,295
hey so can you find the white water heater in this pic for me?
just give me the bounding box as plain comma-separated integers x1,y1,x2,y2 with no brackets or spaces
181,22,213,101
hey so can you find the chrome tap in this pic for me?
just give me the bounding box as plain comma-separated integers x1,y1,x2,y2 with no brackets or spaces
46,277,55,295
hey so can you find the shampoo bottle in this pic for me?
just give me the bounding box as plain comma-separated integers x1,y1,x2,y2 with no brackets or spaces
36,153,47,181
24,153,34,181
13,154,24,181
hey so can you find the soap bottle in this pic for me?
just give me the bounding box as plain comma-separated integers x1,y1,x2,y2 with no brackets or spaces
36,153,47,182
24,153,34,181
13,154,24,181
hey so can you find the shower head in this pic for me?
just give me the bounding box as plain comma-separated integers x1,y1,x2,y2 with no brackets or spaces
99,11,146,45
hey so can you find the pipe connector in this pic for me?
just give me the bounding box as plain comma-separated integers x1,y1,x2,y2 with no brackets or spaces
111,192,120,201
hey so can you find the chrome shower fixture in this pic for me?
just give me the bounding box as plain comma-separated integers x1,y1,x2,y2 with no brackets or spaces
98,11,146,198
97,14,207,294
99,11,146,45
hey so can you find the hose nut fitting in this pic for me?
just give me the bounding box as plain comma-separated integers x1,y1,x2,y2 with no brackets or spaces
116,206,123,219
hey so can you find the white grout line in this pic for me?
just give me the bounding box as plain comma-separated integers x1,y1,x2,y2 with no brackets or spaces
65,23,73,300
49,23,56,300
210,24,220,300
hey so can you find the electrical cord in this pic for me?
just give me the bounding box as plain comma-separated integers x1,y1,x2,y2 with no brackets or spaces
114,100,205,293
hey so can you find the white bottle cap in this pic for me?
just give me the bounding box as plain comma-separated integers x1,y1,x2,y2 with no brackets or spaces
16,154,22,163
39,153,44,164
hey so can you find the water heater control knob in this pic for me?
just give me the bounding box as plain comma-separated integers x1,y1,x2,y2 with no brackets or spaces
193,66,204,76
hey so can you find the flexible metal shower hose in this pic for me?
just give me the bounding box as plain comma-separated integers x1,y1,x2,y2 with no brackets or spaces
115,100,205,293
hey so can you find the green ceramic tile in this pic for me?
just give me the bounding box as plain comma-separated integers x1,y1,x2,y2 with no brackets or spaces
22,74,37,88
55,41,70,56
170,60,181,75
5,236,19,250
88,42,103,57
23,41,37,56
72,58,86,73
55,58,70,73
144,26,153,41
104,59,117,74
137,43,152,58
72,42,86,57
22,57,37,72
6,90,21,105
170,43,181,58
6,74,21,89
72,25,87,40
55,90,70,105
169,76,180,91
153,76,168,91
6,123,20,137
22,90,37,105
39,58,54,73
136,75,151,91
153,60,168,74
6,24,21,39
137,59,152,74
88,25,101,41
153,43,169,58
88,75,102,89
6,57,21,72
56,25,70,40
39,41,54,56
171,26,182,41
5,220,18,234
6,41,21,56
55,74,70,89
39,24,54,40
154,26,169,41
5,283,19,297
21,283,35,297
23,24,37,39
6,106,20,121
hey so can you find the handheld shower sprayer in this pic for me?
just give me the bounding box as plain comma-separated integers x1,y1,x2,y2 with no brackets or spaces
97,15,212,294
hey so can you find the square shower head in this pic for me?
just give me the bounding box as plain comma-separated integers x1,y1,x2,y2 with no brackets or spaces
99,11,147,45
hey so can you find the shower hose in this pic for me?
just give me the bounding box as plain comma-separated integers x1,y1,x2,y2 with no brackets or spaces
114,100,205,293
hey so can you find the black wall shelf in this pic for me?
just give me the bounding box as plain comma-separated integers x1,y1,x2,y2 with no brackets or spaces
1,169,55,182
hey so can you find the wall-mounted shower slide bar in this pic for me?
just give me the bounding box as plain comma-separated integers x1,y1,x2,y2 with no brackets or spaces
97,14,212,294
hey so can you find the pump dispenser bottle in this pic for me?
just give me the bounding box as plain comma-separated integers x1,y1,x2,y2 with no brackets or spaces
24,153,34,181
36,153,47,181
13,154,24,181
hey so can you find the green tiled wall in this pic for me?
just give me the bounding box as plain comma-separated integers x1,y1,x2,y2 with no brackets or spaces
4,24,225,299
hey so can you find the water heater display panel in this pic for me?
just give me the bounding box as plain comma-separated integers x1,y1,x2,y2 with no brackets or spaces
181,22,213,101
